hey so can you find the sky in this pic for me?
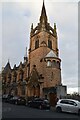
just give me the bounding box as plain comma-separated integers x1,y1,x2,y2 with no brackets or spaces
0,0,79,94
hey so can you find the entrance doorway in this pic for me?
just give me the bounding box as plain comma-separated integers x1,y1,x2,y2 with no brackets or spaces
49,92,57,107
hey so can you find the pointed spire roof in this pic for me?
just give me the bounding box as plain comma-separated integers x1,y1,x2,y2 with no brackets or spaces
40,0,48,23
5,60,11,69
30,0,57,37
45,50,58,58
3,60,11,73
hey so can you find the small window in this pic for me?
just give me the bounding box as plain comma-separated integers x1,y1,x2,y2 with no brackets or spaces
56,61,60,69
20,72,23,80
35,40,39,49
47,61,51,67
48,40,52,49
52,60,56,68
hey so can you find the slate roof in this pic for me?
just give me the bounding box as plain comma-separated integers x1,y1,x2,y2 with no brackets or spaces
3,61,11,73
45,50,58,58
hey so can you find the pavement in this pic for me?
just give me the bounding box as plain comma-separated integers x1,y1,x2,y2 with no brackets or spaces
50,106,56,111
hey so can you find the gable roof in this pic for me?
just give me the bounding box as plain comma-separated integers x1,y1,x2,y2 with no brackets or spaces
3,61,11,73
45,50,58,58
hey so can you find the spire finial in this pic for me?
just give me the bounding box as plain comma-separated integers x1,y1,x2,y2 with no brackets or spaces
8,58,10,63
40,0,47,23
54,23,57,37
54,23,56,29
24,47,27,58
25,47,27,57
5,58,11,69
31,23,33,30
43,0,44,5
24,47,28,62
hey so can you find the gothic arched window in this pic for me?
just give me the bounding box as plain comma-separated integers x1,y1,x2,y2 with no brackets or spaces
48,40,52,49
35,40,39,49
19,71,24,81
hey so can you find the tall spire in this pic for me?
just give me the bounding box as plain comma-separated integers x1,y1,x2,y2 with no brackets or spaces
40,0,47,23
30,0,57,37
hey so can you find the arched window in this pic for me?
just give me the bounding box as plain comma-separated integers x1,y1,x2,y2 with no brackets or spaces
47,60,51,67
56,61,60,69
19,71,23,81
48,40,52,49
52,60,56,68
35,40,39,49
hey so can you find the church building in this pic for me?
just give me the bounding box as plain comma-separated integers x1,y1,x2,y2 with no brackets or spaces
2,1,67,103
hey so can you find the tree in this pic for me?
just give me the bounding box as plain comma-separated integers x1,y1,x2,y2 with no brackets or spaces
67,92,80,101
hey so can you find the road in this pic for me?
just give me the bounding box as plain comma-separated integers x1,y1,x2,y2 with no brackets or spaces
2,102,79,119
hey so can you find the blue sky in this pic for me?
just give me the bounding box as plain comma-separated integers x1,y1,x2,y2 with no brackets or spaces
0,0,79,94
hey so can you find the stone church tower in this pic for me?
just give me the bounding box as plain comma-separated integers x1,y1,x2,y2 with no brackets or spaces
2,1,67,101
27,1,62,98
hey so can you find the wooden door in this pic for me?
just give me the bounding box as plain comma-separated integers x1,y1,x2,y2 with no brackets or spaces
49,92,57,107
